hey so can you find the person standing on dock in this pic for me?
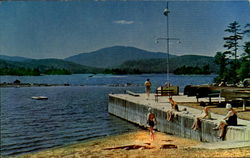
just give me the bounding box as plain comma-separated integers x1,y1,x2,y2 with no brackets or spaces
147,108,156,141
144,79,152,100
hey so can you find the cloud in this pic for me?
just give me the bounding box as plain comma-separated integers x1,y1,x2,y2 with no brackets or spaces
113,20,134,25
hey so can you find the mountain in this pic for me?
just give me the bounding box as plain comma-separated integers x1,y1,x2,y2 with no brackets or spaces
0,58,101,74
65,46,176,68
118,55,218,73
0,47,218,75
0,55,32,62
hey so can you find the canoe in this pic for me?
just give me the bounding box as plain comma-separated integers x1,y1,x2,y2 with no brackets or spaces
31,96,48,100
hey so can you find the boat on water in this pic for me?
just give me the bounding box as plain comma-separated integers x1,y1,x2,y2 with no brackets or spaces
31,96,48,100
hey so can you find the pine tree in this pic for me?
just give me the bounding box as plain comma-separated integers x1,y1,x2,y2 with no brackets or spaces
223,21,243,83
214,52,227,81
223,21,243,61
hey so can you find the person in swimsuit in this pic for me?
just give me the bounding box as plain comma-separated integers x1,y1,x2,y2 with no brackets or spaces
192,106,211,130
213,103,237,139
166,97,179,121
147,108,156,140
144,79,152,100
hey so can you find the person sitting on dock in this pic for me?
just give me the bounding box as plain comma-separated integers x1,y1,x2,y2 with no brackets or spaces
218,80,226,87
213,103,237,139
166,97,179,121
144,79,152,100
147,108,157,140
191,106,211,130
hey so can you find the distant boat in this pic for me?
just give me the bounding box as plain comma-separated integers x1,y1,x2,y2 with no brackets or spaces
31,96,48,100
88,73,96,78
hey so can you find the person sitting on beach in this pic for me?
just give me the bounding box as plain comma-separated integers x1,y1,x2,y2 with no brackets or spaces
213,103,237,139
147,108,157,140
166,97,179,121
191,106,211,130
144,79,152,100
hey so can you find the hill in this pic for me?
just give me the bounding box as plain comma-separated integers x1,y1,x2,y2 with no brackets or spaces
0,58,101,74
0,47,218,75
118,55,218,73
65,46,176,68
0,55,32,62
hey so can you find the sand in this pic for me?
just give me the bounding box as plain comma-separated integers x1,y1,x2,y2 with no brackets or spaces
17,130,250,158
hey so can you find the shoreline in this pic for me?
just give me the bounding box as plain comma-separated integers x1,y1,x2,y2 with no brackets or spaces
14,130,250,158
0,83,72,88
0,83,141,88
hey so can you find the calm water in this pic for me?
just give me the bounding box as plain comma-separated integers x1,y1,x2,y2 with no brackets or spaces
0,74,216,156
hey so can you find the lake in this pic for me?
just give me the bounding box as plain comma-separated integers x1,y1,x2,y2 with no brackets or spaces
0,74,216,156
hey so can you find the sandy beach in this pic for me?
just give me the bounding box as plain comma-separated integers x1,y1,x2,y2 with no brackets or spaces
16,130,250,158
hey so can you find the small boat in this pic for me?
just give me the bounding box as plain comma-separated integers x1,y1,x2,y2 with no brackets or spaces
31,96,48,100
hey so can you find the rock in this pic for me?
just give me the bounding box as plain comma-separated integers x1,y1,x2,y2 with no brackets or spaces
13,80,21,84
160,144,177,149
103,145,155,150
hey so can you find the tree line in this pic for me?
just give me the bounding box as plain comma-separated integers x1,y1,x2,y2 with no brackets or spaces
173,65,211,75
0,67,71,76
214,21,250,84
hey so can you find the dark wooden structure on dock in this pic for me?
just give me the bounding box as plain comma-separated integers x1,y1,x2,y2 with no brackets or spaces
221,89,250,111
184,85,222,102
155,85,179,102
184,85,250,109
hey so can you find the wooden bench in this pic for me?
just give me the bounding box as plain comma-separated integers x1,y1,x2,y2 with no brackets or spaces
125,90,140,97
195,87,220,103
207,92,220,103
155,87,176,102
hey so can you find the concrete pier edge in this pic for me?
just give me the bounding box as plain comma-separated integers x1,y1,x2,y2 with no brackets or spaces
108,93,250,148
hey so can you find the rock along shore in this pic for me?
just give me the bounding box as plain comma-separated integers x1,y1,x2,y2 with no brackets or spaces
0,82,72,88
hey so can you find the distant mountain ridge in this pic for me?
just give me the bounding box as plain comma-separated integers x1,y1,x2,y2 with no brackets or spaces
0,55,32,62
0,58,101,74
0,46,218,75
65,46,176,68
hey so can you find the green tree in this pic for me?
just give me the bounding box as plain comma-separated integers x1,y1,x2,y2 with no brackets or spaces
31,68,40,76
242,41,250,60
202,64,210,74
237,61,250,81
214,52,228,82
243,23,250,35
223,21,243,61
223,21,244,83
242,24,250,60
237,24,250,81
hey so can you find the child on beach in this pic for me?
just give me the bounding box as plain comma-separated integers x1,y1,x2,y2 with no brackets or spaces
147,108,156,140
191,106,211,130
144,79,152,100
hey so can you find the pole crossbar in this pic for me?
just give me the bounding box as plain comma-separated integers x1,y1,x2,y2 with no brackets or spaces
155,2,180,86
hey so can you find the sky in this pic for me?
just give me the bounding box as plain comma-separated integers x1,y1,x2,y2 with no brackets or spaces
0,0,249,59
